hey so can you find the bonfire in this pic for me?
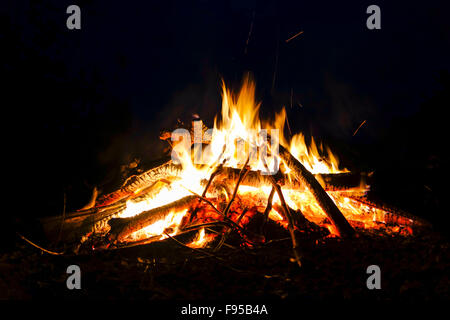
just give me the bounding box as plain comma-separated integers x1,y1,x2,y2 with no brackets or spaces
40,76,430,266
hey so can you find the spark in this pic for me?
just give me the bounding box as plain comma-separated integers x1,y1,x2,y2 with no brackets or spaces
244,10,256,54
271,36,279,93
352,120,367,136
286,30,304,43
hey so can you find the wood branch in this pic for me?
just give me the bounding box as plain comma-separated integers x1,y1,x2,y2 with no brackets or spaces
261,157,302,267
190,163,224,223
17,233,64,255
214,208,248,252
96,160,181,207
214,167,367,193
223,157,251,218
108,195,197,242
347,196,432,228
268,177,303,267
40,202,127,243
318,171,368,192
184,190,247,232
202,165,224,198
184,190,223,217
261,187,275,235
130,179,174,203
272,204,328,236
278,144,355,237
163,231,248,273
182,221,230,232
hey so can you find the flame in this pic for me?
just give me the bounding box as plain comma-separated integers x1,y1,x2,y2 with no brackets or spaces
289,134,347,174
205,76,264,170
200,75,346,175
264,106,346,174
126,209,188,242
93,76,413,247
188,228,216,248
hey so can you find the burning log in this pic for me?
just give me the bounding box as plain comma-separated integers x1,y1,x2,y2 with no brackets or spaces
108,195,197,242
261,187,275,234
95,159,368,207
96,160,181,207
222,156,251,218
347,196,432,228
40,202,127,243
217,167,367,193
278,144,355,237
272,204,328,236
260,157,303,267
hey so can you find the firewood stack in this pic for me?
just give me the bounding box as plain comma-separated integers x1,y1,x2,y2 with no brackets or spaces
39,124,430,267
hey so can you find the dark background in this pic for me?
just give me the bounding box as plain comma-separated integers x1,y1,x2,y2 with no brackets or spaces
1,0,448,239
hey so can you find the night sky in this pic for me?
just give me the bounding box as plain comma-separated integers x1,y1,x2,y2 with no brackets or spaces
2,1,449,230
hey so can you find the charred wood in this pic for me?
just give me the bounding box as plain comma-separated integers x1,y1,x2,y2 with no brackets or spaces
108,195,197,242
278,144,355,237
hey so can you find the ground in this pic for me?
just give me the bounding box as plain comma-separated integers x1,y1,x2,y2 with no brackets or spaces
1,227,448,302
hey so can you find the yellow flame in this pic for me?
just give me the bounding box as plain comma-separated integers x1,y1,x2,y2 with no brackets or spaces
289,133,347,174
126,209,188,242
187,228,215,248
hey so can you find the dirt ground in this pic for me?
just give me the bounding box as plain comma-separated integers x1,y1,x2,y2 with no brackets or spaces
1,227,448,302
